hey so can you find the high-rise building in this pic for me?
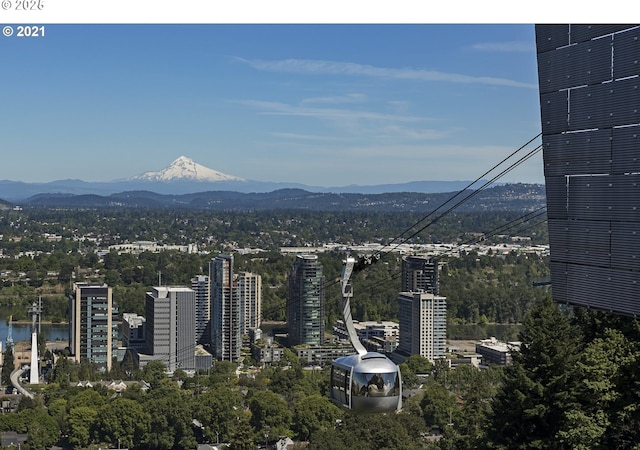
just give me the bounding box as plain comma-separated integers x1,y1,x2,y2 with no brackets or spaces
191,275,210,344
210,255,241,361
69,282,116,371
287,254,325,346
121,313,146,352
397,292,446,362
401,256,439,294
237,271,262,335
144,286,196,372
535,24,640,316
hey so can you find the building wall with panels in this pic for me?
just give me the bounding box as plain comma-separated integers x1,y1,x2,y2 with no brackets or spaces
536,24,640,316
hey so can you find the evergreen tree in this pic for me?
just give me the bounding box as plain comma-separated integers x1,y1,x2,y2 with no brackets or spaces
487,298,583,449
1,344,14,386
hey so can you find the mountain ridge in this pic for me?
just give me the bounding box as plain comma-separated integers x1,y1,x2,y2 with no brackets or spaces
0,156,531,202
19,183,546,213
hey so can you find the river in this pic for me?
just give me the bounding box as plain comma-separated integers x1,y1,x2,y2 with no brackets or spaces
0,315,69,345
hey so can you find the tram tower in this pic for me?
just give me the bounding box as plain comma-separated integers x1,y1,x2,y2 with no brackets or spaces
27,297,42,384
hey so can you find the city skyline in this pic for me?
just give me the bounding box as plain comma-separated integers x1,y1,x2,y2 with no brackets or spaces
1,23,545,187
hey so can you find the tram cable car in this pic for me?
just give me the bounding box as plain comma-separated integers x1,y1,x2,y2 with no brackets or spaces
330,256,402,413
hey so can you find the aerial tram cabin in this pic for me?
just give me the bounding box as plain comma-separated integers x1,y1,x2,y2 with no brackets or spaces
329,256,402,413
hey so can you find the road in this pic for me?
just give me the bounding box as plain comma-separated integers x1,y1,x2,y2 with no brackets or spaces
9,366,34,399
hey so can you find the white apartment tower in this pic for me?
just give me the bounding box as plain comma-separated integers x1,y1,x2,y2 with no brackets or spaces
237,271,262,335
397,292,447,362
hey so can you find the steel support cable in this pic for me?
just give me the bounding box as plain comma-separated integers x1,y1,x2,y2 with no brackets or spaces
383,133,542,252
351,207,548,299
263,136,544,322
376,144,543,261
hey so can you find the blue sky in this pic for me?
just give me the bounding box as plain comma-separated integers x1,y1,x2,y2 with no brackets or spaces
0,24,544,186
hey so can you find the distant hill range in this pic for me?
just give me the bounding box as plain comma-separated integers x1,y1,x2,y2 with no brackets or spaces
0,156,546,212
16,184,545,212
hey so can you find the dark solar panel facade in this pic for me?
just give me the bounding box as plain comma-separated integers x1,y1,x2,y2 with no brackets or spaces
535,24,640,317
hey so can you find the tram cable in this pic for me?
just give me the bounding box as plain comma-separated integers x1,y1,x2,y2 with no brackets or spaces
381,133,542,256
340,205,548,305
261,134,544,322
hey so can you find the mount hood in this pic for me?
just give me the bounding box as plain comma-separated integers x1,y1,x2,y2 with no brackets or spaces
130,156,245,182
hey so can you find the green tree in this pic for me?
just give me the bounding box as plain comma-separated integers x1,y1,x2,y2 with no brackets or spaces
488,298,583,449
67,406,98,448
143,379,195,450
2,344,14,386
27,408,59,450
558,326,640,449
228,410,255,450
247,390,292,441
96,397,151,449
47,397,68,436
420,378,457,431
140,360,167,386
192,386,245,444
292,394,343,441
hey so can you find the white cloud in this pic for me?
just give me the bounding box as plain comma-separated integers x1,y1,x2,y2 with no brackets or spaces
301,93,367,104
233,99,429,123
269,132,348,141
234,57,537,89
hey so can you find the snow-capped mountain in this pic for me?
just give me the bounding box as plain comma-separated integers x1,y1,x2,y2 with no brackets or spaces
130,156,245,182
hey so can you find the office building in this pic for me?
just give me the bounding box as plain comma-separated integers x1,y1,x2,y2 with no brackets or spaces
210,254,241,361
401,255,439,294
287,254,325,346
144,286,196,372
536,24,640,316
191,275,210,344
475,337,521,366
237,271,262,335
69,282,116,371
121,313,146,352
397,292,447,362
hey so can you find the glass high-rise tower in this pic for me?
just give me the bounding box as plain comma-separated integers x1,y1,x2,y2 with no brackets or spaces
191,275,210,344
401,255,439,294
210,254,241,361
287,254,325,346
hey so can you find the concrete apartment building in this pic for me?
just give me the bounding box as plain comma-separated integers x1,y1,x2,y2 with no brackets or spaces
237,271,262,335
69,282,118,371
397,292,447,362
